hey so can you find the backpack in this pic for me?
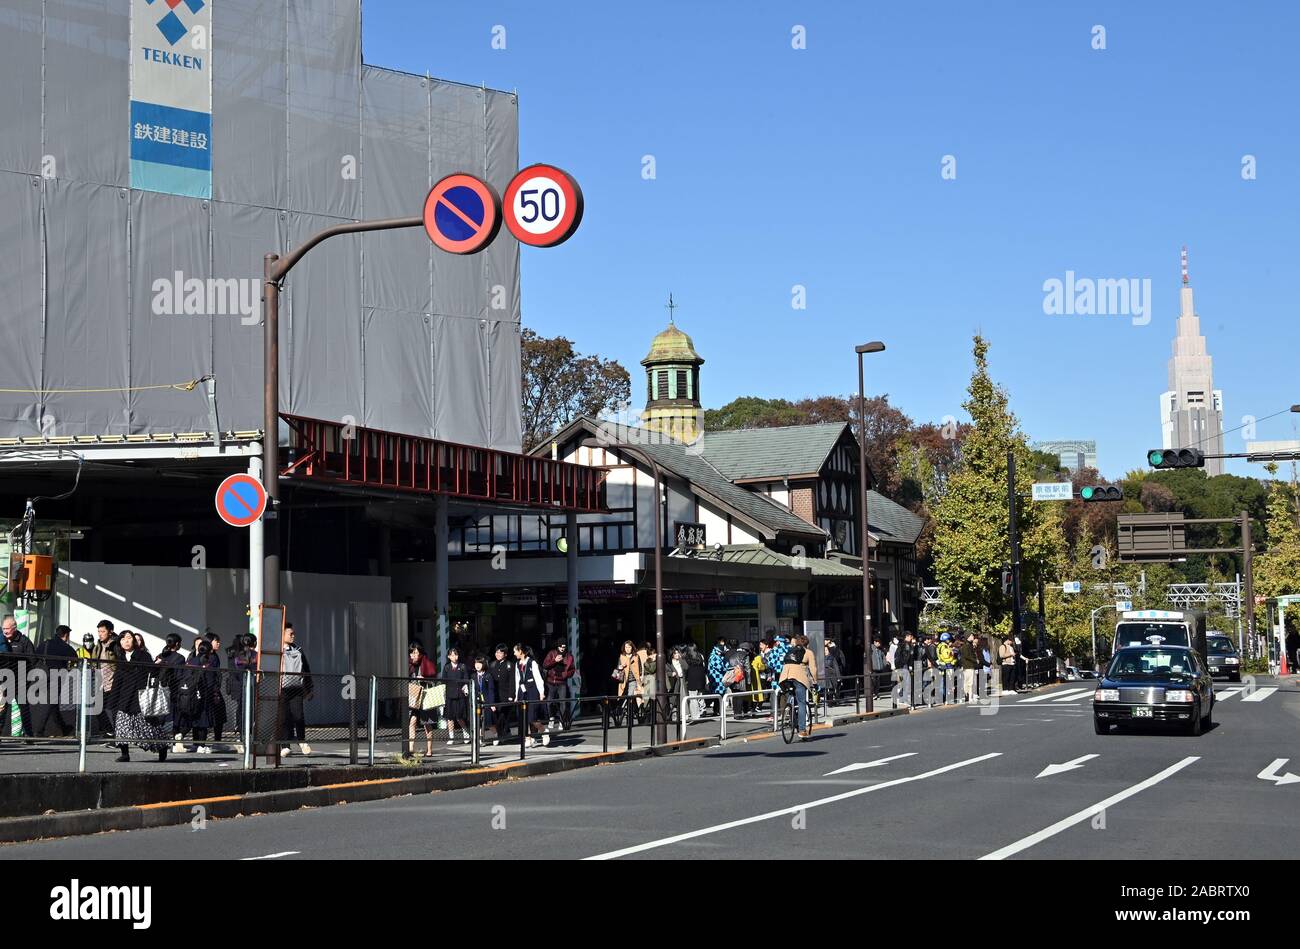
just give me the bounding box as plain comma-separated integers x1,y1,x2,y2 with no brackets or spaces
937,642,956,666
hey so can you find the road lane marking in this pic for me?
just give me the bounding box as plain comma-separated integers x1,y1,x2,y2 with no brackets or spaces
1241,687,1277,703
980,756,1200,860
824,753,917,776
1257,759,1300,786
1017,688,1091,704
1051,692,1093,703
585,752,1001,860
241,851,300,860
1036,754,1099,779
1214,689,1241,700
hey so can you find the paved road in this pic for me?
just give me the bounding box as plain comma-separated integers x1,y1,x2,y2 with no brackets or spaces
6,677,1296,860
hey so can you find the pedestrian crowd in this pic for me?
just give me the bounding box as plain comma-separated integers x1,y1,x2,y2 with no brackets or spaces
882,627,1030,706
0,615,314,763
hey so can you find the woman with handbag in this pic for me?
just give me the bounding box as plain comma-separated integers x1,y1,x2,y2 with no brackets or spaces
614,639,641,702
408,640,439,757
113,631,170,762
514,643,549,748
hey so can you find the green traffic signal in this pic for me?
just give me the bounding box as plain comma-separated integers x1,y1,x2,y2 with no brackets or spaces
1147,447,1205,469
1081,486,1094,500
1080,484,1121,502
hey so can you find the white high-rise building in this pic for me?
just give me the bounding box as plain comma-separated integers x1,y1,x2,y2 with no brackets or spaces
1159,247,1224,476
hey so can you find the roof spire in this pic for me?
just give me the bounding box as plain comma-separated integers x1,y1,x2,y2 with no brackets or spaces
1181,245,1189,286
665,292,677,324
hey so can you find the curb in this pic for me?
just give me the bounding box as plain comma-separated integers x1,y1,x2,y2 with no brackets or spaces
0,735,721,845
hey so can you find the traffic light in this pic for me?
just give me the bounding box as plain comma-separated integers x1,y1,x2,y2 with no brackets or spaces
1147,448,1205,469
1079,484,1122,502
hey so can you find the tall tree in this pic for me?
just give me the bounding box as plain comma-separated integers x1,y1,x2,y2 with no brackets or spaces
930,335,1063,633
1254,465,1300,625
520,329,630,451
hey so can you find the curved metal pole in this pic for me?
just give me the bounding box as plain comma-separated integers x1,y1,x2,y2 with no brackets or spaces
262,215,423,606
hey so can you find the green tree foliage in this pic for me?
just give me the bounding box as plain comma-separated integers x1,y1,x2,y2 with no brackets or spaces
1254,466,1300,621
931,335,1064,634
520,329,630,451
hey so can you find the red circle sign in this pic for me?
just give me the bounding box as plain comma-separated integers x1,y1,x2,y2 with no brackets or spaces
503,164,583,247
216,473,267,528
423,172,502,255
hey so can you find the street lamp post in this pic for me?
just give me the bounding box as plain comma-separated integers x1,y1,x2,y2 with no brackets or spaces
855,341,886,712
583,437,667,743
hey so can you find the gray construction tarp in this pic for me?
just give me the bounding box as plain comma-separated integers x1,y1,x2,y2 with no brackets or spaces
0,0,522,451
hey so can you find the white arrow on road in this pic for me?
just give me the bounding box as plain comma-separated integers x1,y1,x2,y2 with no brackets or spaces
1035,753,1099,779
1257,759,1300,786
824,753,917,776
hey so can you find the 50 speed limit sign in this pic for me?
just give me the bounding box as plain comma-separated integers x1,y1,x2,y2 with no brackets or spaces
503,164,584,247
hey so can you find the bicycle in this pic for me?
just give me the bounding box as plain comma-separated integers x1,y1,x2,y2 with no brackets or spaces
778,681,821,743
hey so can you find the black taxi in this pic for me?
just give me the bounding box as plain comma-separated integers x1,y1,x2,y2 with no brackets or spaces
1093,645,1214,736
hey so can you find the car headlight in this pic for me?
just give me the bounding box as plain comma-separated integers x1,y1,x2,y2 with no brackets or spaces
1225,657,1239,664
1165,690,1194,703
1095,689,1119,702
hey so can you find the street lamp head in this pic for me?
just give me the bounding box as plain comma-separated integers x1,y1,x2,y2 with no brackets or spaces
855,341,886,355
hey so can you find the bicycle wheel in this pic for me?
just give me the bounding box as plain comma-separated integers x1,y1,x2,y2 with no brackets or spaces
780,694,797,744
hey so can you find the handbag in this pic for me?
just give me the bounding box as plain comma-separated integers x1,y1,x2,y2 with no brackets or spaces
408,680,424,710
138,679,169,718
421,682,447,710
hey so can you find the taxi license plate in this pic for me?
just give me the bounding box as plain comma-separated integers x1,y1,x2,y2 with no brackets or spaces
1133,706,1153,718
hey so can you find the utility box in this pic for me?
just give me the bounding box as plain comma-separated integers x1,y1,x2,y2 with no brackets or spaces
8,553,54,596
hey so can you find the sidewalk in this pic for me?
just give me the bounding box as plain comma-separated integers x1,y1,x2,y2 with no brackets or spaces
0,688,916,775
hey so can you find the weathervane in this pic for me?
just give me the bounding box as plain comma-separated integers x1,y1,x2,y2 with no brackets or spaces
665,292,678,324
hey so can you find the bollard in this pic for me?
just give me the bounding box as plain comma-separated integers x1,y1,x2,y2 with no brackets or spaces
720,692,728,742
602,699,609,753
469,679,479,766
242,670,253,770
679,690,688,742
367,675,377,766
519,700,527,761
77,659,89,774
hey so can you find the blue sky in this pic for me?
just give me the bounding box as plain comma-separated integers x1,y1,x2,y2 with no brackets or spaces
365,1,1300,479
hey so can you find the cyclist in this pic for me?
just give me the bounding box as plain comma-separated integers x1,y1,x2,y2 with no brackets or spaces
778,634,818,740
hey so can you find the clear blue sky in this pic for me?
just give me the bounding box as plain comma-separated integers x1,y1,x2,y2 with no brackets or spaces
365,1,1300,479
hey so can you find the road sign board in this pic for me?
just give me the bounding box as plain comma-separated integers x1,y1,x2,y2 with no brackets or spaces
423,172,502,255
216,473,267,528
1032,482,1073,502
503,164,584,247
1063,581,1082,594
1116,600,1133,611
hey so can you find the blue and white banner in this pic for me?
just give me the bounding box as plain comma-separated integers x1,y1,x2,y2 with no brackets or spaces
130,0,212,198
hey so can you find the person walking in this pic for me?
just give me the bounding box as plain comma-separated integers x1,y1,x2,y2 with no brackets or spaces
489,644,516,743
0,614,36,738
472,654,499,745
614,639,642,720
870,637,887,698
705,637,729,701
408,640,439,756
182,638,219,753
936,633,958,704
958,632,980,703
154,633,187,753
441,646,472,746
279,623,314,757
113,631,169,762
28,625,77,738
514,644,549,747
541,638,576,731
640,642,660,719
998,636,1017,694
893,633,915,708
88,621,120,738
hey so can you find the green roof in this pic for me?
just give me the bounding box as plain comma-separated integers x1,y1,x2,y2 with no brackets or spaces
703,544,863,577
865,490,924,544
642,323,703,365
698,423,850,480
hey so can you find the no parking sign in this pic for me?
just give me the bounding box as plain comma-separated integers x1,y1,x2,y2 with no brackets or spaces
503,164,584,247
423,172,503,255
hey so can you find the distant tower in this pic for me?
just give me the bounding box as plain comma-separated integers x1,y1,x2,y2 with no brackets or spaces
1159,247,1225,475
641,294,704,443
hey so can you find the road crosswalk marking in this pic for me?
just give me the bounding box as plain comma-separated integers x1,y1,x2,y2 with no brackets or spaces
1214,688,1241,700
1051,692,1092,703
1017,688,1091,704
1241,687,1278,703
